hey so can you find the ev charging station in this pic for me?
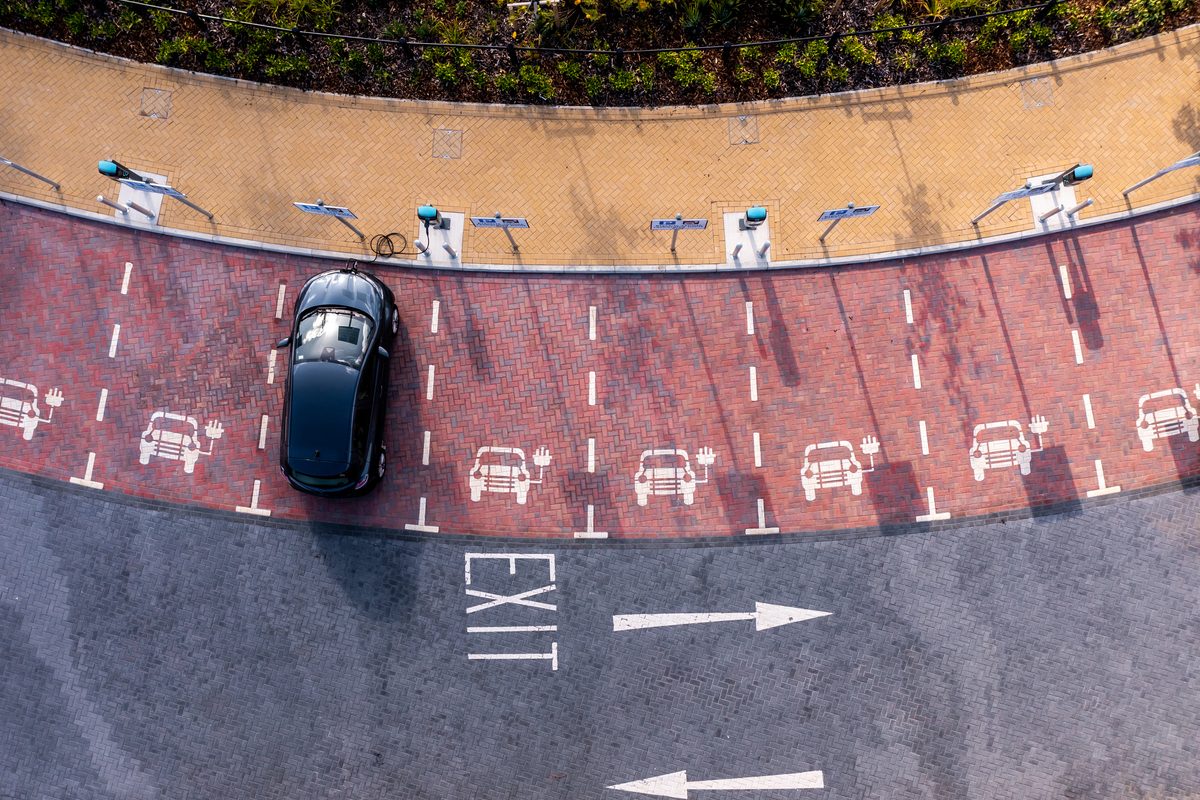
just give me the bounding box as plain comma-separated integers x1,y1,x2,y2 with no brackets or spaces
723,205,771,266
414,204,465,265
971,163,1094,230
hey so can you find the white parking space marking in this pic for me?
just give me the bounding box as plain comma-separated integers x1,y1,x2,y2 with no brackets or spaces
426,365,436,401
69,452,104,489
589,305,597,341
468,643,558,670
745,301,755,335
267,349,277,384
95,389,108,422
235,479,271,516
915,487,950,521
1072,329,1084,364
422,430,432,465
1087,459,1122,497
431,299,440,334
467,625,558,633
588,371,596,406
745,498,780,535
903,289,913,324
573,504,608,538
911,354,922,390
258,415,269,450
918,420,929,455
1083,393,1096,429
1058,264,1073,300
749,366,758,401
404,496,439,532
275,283,287,319
107,324,120,358
587,438,595,473
120,262,133,295
753,431,762,468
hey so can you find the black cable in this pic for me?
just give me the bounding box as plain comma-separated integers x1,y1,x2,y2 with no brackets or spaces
369,232,408,261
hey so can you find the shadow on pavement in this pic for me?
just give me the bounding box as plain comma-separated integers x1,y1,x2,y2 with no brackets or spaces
866,460,923,534
1023,444,1082,518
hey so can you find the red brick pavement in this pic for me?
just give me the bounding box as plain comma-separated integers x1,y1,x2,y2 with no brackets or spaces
2,201,1200,539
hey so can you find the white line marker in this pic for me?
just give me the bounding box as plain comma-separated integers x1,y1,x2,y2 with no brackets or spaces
95,389,108,422
918,420,929,455
573,504,609,539
588,305,597,341
752,432,762,468
107,324,120,358
587,438,595,473
1058,264,1073,300
1082,393,1095,429
431,299,440,333
588,371,596,406
1086,459,1122,497
422,430,432,465
745,498,780,535
467,625,558,633
915,487,950,521
266,349,277,384
749,366,758,401
120,262,133,295
911,353,922,390
745,301,755,335
468,642,558,671
426,365,436,401
609,769,825,798
903,289,914,324
1072,329,1084,364
275,282,287,319
614,602,830,633
257,415,269,450
404,496,439,532
235,480,271,516
69,452,104,489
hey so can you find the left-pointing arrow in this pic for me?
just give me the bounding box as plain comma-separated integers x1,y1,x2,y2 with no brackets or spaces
612,602,831,632
608,769,825,799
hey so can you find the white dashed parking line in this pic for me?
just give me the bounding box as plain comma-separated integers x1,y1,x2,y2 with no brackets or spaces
1072,329,1084,364
1058,264,1073,300
749,366,758,401
266,349,277,384
69,452,104,490
235,480,271,516
589,305,597,341
911,354,922,390
588,371,596,406
95,388,108,422
422,430,431,465
1082,393,1095,429
107,324,120,358
752,431,762,468
745,301,755,335
275,282,287,319
120,262,133,295
903,289,913,324
915,487,950,521
587,438,595,473
918,420,929,455
426,365,436,401
431,299,440,334
258,415,269,450
1086,459,1121,497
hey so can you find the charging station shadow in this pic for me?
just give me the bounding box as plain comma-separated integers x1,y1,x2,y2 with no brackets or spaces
1166,434,1200,491
716,471,770,532
866,461,923,534
563,468,622,536
1021,445,1081,518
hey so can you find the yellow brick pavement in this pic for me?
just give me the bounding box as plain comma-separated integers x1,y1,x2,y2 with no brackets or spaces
1,26,1199,268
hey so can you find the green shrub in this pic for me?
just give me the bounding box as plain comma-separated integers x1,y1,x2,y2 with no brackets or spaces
263,53,310,80
64,10,86,35
839,35,875,66
584,74,604,98
519,64,555,98
657,49,718,92
762,67,781,88
381,19,406,40
872,12,904,43
495,71,519,93
824,63,849,82
637,62,654,91
557,60,583,80
775,43,798,66
770,0,823,24
923,39,967,67
796,39,827,78
610,68,636,91
1009,22,1052,50
733,65,753,83
433,60,459,85
149,9,174,34
893,50,916,71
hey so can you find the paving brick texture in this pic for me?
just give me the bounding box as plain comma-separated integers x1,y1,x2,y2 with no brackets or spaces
2,466,1200,798
3,201,1200,538
1,26,1200,268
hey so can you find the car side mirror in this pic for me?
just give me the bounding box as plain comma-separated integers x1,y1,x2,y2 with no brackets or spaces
377,346,390,359
276,337,291,349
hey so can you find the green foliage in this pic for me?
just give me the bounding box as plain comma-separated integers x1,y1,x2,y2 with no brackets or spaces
923,38,967,67
733,65,753,83
495,70,519,93
557,60,584,80
796,39,827,78
769,0,823,24
774,42,797,65
236,0,340,31
382,19,406,40
762,67,781,89
679,0,741,36
64,9,86,35
610,68,636,91
839,35,875,66
328,38,367,77
1121,0,1187,36
156,34,233,72
872,12,905,43
893,50,916,71
657,49,717,92
433,59,459,85
824,62,849,81
263,52,311,79
637,62,654,91
366,42,385,66
584,74,605,98
149,9,174,33
519,64,555,98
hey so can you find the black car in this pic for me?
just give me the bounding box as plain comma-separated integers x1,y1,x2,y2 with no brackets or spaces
277,266,398,496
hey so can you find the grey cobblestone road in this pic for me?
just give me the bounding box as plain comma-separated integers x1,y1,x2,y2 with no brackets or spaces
2,468,1199,799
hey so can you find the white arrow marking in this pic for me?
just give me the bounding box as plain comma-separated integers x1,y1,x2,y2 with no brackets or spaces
613,602,830,632
609,769,824,799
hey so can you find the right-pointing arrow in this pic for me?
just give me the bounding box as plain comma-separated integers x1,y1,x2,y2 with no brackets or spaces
613,602,831,633
608,769,825,799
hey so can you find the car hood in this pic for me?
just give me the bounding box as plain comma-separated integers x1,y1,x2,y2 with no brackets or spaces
296,270,383,320
287,361,359,473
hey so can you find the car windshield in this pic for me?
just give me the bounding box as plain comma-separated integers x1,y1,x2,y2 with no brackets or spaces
481,451,523,467
1143,394,1185,414
644,454,685,469
295,308,373,369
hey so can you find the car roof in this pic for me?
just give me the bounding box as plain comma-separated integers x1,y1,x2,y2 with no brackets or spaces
296,269,385,320
286,362,360,469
